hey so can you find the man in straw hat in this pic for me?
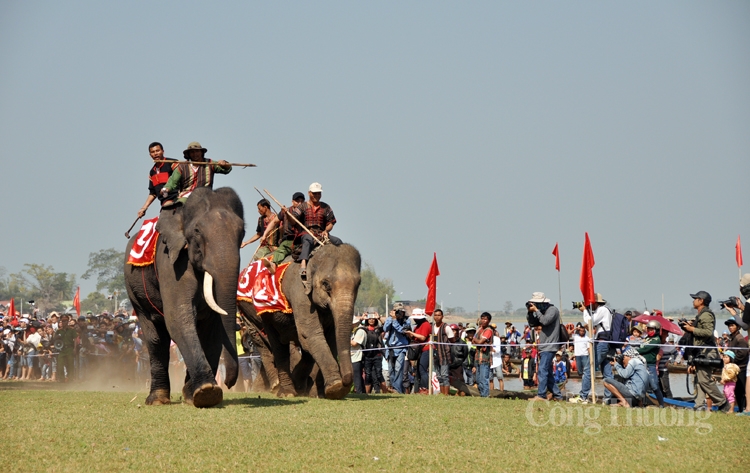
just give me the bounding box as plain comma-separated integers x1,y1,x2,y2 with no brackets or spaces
580,292,614,402
526,292,563,401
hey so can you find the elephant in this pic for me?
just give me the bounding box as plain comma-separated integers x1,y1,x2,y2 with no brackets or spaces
239,242,361,399
124,186,245,408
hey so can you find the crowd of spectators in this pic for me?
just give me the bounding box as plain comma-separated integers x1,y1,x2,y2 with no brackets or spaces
0,309,149,384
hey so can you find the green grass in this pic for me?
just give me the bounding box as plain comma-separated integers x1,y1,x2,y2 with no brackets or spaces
2,389,748,472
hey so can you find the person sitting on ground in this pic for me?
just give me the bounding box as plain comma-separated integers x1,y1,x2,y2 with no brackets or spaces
501,353,516,376
240,199,279,260
519,346,537,390
602,348,650,407
553,351,567,392
721,350,740,413
285,182,342,280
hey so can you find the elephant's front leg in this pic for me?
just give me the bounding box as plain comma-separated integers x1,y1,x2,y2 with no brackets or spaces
295,312,348,399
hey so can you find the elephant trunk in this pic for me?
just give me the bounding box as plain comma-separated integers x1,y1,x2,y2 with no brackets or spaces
205,267,239,389
332,294,355,387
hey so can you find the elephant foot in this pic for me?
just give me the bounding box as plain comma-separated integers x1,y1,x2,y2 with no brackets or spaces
276,385,297,398
193,383,223,408
145,389,171,406
324,380,350,400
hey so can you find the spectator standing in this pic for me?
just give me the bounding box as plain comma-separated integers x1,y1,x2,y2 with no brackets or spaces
520,346,537,390
472,312,494,397
721,350,740,413
581,293,613,402
448,323,471,396
363,313,387,394
56,316,77,382
462,325,477,387
405,310,431,394
526,293,563,401
553,351,567,392
658,340,676,399
683,291,730,412
350,316,367,394
569,323,591,403
491,328,504,391
383,303,409,394
723,317,748,412
431,309,454,396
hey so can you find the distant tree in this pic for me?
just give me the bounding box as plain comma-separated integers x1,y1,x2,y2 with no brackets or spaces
503,301,513,315
80,291,111,314
14,264,76,313
354,263,395,315
81,248,126,295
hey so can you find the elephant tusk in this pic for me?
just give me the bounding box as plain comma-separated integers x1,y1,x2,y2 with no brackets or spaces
203,272,228,316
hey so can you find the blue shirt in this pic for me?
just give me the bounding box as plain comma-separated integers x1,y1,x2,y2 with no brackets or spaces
383,316,409,353
615,357,649,397
553,360,567,383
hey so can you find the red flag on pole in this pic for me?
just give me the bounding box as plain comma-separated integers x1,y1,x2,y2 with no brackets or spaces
73,286,81,316
7,298,15,323
424,253,440,315
579,233,596,305
552,243,560,271
737,235,743,268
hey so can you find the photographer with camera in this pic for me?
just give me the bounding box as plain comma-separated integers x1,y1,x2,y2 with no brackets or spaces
383,303,410,394
682,291,730,412
637,320,665,407
526,292,563,401
579,293,614,402
602,348,650,407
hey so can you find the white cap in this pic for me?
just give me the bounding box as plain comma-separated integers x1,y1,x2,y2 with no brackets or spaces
309,182,323,193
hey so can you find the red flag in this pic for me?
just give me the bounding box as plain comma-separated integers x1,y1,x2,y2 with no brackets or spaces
7,298,15,320
424,253,440,316
579,233,596,305
552,243,560,271
73,286,81,316
737,235,743,268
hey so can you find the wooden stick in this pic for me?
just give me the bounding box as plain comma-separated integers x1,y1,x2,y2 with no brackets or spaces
263,189,324,246
249,227,280,261
124,216,142,239
153,160,256,168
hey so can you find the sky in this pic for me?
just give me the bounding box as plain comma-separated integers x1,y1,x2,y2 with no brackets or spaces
0,1,748,313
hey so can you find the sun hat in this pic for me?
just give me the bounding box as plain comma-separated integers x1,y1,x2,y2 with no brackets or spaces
741,273,750,287
309,182,323,193
594,293,606,304
528,292,550,303
183,141,207,156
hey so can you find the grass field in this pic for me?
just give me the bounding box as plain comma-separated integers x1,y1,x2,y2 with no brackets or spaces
3,388,748,472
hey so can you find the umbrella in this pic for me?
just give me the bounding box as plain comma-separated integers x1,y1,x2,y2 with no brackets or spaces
633,314,683,336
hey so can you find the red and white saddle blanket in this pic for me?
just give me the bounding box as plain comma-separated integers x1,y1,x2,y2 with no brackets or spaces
237,260,293,316
127,217,159,266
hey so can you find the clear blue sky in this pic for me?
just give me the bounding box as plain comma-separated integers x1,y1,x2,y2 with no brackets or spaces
1,1,748,312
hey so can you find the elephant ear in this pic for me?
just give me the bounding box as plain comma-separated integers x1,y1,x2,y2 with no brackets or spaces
155,209,187,265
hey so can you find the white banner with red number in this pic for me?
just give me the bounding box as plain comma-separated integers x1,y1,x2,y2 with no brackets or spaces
237,261,292,315
127,217,159,266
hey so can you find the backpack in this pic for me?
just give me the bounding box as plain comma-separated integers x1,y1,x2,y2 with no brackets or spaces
609,312,629,346
364,327,383,355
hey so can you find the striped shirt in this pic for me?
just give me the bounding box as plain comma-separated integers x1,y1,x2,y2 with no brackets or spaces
163,159,231,206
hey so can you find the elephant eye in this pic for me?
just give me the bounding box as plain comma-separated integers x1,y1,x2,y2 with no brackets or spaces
321,280,331,293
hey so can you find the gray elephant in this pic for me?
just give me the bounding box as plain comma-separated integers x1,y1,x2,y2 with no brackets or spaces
124,187,245,407
240,243,361,399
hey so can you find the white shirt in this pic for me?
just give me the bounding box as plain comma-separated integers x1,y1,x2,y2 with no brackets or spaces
491,336,503,369
573,333,590,357
582,306,612,336
26,332,42,348
350,327,367,363
433,323,454,339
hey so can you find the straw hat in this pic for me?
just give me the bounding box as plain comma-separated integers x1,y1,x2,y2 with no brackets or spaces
183,141,207,156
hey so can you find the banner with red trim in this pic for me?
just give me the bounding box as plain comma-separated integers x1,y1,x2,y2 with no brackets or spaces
127,217,159,266
237,260,292,315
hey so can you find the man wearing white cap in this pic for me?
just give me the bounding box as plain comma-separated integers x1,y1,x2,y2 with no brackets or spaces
287,182,342,279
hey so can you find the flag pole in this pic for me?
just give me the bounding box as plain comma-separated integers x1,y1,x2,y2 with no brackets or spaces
557,271,562,320
428,320,434,395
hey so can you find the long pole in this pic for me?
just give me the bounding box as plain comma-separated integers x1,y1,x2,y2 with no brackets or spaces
557,271,563,320
588,305,596,403
263,189,324,246
428,319,434,395
153,159,256,168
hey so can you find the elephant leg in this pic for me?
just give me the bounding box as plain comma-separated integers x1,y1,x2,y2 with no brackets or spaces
246,323,279,391
295,310,347,399
291,349,316,395
182,315,225,408
261,314,296,398
138,313,172,406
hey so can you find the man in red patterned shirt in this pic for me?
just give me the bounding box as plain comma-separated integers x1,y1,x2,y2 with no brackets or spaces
135,142,177,218
287,182,342,279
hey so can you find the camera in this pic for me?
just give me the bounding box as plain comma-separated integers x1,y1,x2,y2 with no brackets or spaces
525,302,534,310
572,301,584,310
677,318,691,328
687,355,723,369
605,353,624,365
719,297,738,310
